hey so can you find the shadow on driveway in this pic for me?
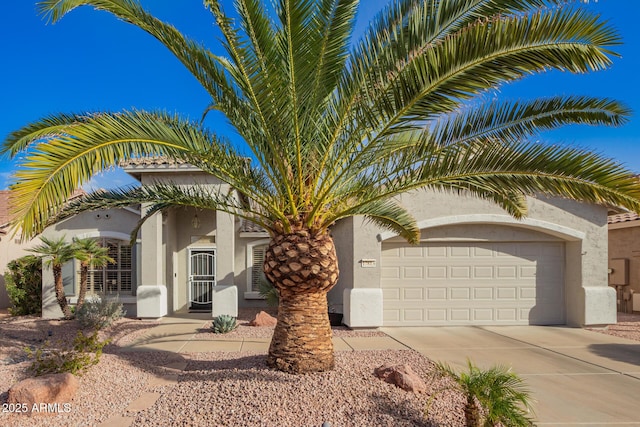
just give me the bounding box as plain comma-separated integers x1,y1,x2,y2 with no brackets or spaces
588,343,640,367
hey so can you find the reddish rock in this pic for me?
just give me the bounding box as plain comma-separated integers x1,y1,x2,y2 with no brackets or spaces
374,363,426,393
249,311,277,327
8,373,79,413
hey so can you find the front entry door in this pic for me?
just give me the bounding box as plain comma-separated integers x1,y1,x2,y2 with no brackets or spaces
188,248,216,310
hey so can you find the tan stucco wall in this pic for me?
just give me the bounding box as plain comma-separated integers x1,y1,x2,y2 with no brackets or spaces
608,223,640,299
330,189,611,326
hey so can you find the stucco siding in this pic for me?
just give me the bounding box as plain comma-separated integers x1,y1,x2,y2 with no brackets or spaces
608,225,640,295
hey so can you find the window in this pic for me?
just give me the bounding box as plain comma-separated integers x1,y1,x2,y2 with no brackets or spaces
246,241,269,298
85,238,134,295
251,244,267,292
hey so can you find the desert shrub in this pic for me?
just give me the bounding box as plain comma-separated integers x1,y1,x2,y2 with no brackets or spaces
75,294,125,329
5,255,42,316
211,314,238,333
25,330,110,376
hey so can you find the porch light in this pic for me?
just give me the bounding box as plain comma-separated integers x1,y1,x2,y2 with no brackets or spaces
192,213,201,229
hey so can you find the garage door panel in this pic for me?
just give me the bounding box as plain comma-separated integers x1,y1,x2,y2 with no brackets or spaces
496,287,517,300
474,266,494,278
427,288,447,300
382,288,400,301
403,309,425,321
496,266,517,279
450,266,471,278
474,288,494,299
450,288,471,300
519,287,536,299
403,266,424,279
474,308,493,321
427,266,447,278
403,247,423,257
403,287,424,301
451,246,471,257
427,246,447,257
381,241,565,326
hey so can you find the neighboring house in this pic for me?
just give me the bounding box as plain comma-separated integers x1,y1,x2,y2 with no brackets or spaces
608,212,640,313
0,190,36,309
39,160,615,327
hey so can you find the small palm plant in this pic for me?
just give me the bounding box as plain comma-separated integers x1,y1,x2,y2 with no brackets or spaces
29,236,75,319
429,360,534,427
258,279,279,307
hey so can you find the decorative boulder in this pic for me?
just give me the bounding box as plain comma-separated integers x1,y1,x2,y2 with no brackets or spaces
8,373,78,413
374,363,426,393
249,311,277,327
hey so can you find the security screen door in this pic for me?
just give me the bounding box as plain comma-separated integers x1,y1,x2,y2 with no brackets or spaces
189,248,216,310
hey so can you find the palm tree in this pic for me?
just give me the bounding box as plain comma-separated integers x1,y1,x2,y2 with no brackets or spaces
431,360,535,427
4,0,640,373
71,237,115,311
29,236,75,319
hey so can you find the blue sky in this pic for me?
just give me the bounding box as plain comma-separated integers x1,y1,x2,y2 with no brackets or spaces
1,0,639,190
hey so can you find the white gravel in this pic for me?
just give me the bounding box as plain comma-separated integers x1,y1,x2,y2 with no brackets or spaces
0,311,469,427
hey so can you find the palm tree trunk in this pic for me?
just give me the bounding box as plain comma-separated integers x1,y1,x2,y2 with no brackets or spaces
264,228,339,374
77,264,88,310
465,395,482,427
53,265,72,319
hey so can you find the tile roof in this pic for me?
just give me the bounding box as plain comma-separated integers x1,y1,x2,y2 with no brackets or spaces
121,157,188,167
240,219,268,234
608,212,640,225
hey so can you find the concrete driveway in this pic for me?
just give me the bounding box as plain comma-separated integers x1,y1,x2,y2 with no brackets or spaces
382,326,640,426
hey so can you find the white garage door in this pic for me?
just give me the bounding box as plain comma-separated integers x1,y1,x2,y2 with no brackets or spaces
381,241,565,326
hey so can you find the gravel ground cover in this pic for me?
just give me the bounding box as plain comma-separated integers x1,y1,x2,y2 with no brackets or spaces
0,310,465,427
588,312,640,341
4,309,640,426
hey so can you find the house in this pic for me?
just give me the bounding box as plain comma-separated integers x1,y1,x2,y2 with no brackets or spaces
38,160,615,327
607,212,640,313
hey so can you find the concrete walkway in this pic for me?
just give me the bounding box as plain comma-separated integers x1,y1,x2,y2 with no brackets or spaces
383,325,640,426
122,316,409,353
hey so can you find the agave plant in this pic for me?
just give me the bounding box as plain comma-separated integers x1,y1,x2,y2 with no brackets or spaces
4,0,640,374
429,360,535,427
212,314,238,334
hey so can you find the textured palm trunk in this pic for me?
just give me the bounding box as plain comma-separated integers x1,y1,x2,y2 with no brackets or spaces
53,265,72,319
264,228,339,374
77,264,88,310
464,395,482,427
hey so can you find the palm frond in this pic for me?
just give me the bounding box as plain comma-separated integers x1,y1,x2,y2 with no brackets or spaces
7,110,280,238
331,198,420,243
